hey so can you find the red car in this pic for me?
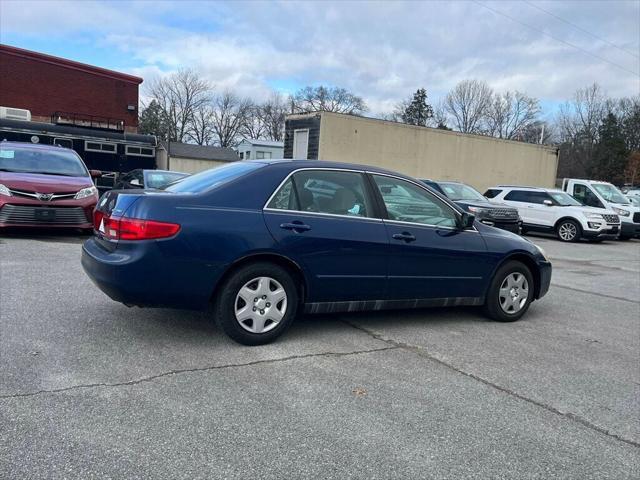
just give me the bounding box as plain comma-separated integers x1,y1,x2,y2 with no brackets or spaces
0,142,99,231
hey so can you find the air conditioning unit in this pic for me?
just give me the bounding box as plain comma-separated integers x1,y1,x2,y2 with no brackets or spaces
0,106,32,122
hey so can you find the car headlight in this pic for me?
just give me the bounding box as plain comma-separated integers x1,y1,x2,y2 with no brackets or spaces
534,244,548,261
0,184,11,197
583,212,603,220
612,207,630,217
75,185,98,200
467,206,489,216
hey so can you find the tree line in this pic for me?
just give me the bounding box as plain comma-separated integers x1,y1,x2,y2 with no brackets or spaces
139,70,639,185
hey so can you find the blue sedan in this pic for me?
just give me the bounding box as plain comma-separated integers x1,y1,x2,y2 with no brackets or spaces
82,160,552,345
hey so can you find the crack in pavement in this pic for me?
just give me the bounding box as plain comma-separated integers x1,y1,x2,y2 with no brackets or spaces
551,283,640,304
0,345,398,400
341,318,640,450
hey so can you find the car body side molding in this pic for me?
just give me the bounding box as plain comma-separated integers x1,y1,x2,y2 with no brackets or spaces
303,296,484,314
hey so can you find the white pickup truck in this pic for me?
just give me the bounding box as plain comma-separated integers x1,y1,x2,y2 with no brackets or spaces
562,179,640,240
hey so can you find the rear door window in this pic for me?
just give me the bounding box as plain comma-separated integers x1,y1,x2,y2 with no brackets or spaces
504,190,533,203
267,170,373,218
484,189,502,199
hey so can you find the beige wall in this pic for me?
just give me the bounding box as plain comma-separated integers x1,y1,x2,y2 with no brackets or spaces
168,156,229,174
317,112,559,192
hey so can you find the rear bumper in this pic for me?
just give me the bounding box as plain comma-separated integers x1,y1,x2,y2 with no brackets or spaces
81,237,222,309
537,260,552,299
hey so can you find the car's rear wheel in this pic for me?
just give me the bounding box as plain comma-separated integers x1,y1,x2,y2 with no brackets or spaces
214,262,298,345
483,261,534,322
556,219,581,242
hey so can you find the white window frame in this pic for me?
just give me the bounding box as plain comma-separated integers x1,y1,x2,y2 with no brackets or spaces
53,137,73,149
125,145,155,157
85,141,117,154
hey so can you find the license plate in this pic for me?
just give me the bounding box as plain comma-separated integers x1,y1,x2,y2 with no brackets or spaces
35,209,56,221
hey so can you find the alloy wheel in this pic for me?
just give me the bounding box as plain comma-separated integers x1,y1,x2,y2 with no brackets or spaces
499,272,529,314
234,276,287,334
558,222,577,241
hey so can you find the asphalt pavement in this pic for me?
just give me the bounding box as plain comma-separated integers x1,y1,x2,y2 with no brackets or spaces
1,231,638,479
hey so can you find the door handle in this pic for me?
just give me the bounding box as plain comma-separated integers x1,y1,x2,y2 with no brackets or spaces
392,232,416,242
280,222,311,232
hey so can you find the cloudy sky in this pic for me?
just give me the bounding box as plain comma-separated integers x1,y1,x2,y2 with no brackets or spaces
1,0,638,117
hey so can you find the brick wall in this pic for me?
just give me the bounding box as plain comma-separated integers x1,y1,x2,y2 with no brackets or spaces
0,45,141,132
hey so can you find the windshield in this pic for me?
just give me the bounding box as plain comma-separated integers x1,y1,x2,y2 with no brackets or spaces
165,162,264,193
592,183,629,204
439,182,486,201
0,144,89,177
549,192,581,206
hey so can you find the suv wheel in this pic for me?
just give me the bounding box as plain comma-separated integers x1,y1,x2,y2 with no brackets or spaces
483,261,534,322
214,262,299,346
556,219,581,242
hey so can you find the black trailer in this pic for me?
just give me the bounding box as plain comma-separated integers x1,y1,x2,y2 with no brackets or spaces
0,118,157,190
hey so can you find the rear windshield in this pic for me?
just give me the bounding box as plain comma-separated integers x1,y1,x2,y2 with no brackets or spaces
165,162,264,193
0,144,89,177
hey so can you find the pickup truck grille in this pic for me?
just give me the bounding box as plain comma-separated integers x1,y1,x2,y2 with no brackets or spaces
487,208,519,220
634,212,640,223
602,214,619,223
0,205,89,225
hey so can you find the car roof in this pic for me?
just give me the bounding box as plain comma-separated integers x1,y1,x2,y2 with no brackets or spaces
248,159,416,179
493,185,566,193
0,141,70,151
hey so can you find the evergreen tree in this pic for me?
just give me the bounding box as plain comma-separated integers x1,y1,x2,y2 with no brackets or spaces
400,88,434,126
139,100,170,140
592,113,628,184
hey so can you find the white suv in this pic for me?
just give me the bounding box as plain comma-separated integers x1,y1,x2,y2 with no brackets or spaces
484,186,621,242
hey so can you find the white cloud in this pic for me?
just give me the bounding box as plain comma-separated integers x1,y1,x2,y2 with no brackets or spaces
1,0,638,113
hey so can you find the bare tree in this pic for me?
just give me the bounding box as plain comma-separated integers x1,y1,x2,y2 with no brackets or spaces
291,85,367,115
188,103,216,145
145,69,212,143
240,102,267,141
555,83,607,175
486,91,541,140
261,92,288,141
211,91,252,148
444,79,493,133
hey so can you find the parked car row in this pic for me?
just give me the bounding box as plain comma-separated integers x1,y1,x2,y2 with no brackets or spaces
0,142,187,231
423,176,639,243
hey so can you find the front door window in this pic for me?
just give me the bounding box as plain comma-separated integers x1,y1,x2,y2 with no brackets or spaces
371,175,457,228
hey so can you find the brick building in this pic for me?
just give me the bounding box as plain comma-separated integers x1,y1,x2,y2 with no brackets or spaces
0,44,141,133
0,44,156,175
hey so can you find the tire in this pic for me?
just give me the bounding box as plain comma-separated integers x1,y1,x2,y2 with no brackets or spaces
214,262,299,346
618,235,631,241
556,219,581,242
483,261,534,322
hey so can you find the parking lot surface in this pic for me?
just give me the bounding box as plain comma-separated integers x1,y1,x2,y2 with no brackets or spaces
1,232,639,479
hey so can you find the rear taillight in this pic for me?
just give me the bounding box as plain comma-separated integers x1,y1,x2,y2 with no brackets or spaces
94,212,180,241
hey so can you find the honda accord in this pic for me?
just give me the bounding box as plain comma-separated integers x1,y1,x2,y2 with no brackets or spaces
82,160,552,345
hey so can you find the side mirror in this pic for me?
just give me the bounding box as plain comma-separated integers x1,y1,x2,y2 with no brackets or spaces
459,212,475,229
90,170,103,179
543,199,553,206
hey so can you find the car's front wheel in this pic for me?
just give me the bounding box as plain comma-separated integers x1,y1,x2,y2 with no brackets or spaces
483,261,534,322
214,262,299,346
556,219,581,242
